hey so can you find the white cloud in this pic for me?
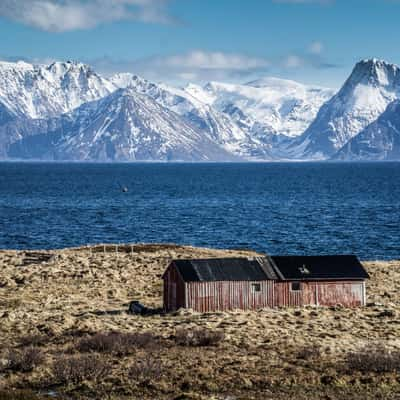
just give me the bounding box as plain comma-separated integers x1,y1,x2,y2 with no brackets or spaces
309,41,324,55
89,48,342,84
284,55,304,68
0,0,174,32
281,42,338,71
161,50,270,70
90,50,271,84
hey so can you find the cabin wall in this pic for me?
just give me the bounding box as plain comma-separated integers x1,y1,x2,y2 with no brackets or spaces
163,264,186,312
274,281,365,307
314,281,365,307
163,275,366,312
185,280,274,312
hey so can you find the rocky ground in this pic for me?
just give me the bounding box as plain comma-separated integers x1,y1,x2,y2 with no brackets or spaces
0,244,400,399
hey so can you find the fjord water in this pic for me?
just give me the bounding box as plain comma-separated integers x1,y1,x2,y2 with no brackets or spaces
0,162,399,260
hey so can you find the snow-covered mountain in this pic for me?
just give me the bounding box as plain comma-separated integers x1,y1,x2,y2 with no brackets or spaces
185,78,334,141
291,59,400,159
0,60,115,119
0,100,57,157
332,100,400,161
0,60,337,161
1,57,400,161
8,87,238,161
109,73,270,159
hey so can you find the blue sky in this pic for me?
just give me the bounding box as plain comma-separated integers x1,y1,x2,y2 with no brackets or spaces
0,0,399,88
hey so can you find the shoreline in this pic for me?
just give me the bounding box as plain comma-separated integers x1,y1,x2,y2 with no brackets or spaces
0,243,398,263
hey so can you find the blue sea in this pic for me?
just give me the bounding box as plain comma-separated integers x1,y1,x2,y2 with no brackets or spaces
0,162,399,260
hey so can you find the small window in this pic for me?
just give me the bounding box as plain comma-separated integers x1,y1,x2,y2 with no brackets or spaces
251,283,261,292
291,282,301,291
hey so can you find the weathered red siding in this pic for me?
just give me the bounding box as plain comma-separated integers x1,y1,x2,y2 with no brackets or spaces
186,280,274,312
163,264,366,312
163,263,186,312
273,281,365,307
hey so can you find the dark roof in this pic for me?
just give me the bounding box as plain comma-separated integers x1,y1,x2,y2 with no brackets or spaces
170,257,277,282
269,255,369,281
166,255,369,283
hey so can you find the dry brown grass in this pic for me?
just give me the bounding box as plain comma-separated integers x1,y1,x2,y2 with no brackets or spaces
0,244,399,399
175,328,225,347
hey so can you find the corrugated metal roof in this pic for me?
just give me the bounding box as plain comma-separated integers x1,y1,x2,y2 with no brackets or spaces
172,257,275,282
269,255,369,281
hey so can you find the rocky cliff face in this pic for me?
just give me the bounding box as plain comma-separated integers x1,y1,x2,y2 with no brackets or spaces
290,59,400,159
8,87,238,161
0,61,115,119
333,100,400,161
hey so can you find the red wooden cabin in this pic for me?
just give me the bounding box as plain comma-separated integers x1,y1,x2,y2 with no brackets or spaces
162,255,369,312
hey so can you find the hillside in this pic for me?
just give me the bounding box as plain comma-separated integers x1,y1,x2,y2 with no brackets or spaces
0,244,400,399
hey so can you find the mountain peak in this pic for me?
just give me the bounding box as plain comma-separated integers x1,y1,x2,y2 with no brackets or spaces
348,58,400,88
294,58,400,159
46,60,94,76
0,60,34,72
0,59,114,119
110,73,149,90
360,58,395,67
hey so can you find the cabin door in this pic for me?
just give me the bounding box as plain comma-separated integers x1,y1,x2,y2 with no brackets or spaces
169,282,177,311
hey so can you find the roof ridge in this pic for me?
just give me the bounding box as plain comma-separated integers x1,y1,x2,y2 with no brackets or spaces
256,256,279,280
264,255,285,280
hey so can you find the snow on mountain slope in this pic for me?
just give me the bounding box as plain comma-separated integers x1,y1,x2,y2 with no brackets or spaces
0,60,115,119
3,57,400,162
8,87,238,162
332,100,400,160
0,100,59,158
0,101,24,157
110,73,269,158
184,78,334,142
292,59,400,159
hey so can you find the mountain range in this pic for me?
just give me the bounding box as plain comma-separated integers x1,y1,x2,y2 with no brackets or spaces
0,58,399,161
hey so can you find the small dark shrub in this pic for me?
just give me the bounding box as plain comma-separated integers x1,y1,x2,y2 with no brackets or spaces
0,389,46,400
76,331,158,355
296,344,322,360
346,345,400,373
18,334,49,347
128,355,164,383
64,328,93,338
75,332,115,353
51,354,110,385
175,328,224,347
1,347,44,373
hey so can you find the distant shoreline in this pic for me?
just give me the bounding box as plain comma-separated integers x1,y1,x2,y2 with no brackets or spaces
1,243,398,262
1,159,400,164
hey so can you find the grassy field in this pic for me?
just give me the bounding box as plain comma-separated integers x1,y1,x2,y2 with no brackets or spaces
0,244,400,399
